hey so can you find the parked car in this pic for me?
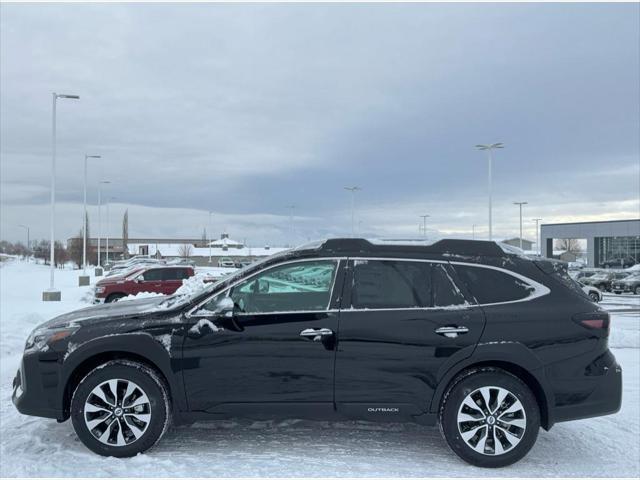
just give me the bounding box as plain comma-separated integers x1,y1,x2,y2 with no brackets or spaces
581,271,630,292
13,238,621,467
570,270,598,282
234,259,254,268
93,265,194,303
217,257,235,268
580,282,602,302
611,273,640,295
601,256,636,269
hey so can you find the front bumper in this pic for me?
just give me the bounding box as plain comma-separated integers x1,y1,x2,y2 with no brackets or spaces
12,351,64,421
552,354,622,424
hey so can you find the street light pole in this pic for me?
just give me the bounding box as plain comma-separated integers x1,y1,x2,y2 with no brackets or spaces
419,214,430,240
513,202,528,250
532,218,543,256
106,196,115,266
44,92,79,302
472,224,477,240
97,180,110,269
475,143,504,241
83,154,101,274
344,186,361,237
208,211,213,263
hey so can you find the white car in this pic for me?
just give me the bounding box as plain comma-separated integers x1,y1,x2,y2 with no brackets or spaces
581,283,603,302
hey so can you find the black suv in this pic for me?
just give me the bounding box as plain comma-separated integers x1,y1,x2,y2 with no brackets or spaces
611,272,640,295
13,239,622,468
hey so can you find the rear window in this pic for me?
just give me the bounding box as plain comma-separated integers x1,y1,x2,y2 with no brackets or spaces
453,265,535,304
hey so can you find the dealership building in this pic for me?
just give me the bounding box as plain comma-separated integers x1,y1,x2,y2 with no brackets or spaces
540,219,640,268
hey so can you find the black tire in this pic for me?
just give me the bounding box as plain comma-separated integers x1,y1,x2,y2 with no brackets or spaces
635,286,640,296
589,292,600,302
439,367,540,468
70,360,170,457
105,293,126,303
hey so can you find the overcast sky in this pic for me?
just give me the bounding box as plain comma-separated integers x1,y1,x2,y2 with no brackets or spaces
1,2,639,247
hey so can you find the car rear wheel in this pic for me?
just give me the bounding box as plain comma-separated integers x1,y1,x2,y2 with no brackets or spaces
439,367,540,468
70,360,170,457
635,286,640,295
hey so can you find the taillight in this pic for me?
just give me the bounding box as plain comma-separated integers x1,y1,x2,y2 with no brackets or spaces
573,311,610,335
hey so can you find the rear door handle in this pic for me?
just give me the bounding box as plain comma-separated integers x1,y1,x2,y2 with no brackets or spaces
300,328,334,342
435,326,469,338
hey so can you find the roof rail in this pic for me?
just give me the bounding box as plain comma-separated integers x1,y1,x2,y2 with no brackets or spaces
317,238,507,257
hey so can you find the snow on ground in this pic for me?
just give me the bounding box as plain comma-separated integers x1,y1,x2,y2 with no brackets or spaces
1,259,638,477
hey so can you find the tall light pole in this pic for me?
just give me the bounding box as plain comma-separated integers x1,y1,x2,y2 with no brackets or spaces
419,214,430,239
208,211,213,263
97,180,110,269
106,196,116,265
513,201,528,250
532,218,543,256
286,204,295,247
475,143,504,241
82,154,100,274
472,224,477,240
344,186,361,237
18,224,30,252
44,92,79,301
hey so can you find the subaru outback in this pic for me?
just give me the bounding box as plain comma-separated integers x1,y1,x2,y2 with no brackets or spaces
13,238,622,467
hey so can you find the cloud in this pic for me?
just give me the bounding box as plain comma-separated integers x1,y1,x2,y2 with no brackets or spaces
1,3,638,244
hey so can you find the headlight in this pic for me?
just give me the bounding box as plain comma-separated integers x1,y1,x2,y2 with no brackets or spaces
95,286,105,294
25,326,79,352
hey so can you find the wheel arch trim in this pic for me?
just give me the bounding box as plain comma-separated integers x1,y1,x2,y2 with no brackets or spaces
59,334,186,420
430,342,555,430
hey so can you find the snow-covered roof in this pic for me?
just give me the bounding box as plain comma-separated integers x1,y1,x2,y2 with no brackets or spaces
209,236,243,248
128,243,287,258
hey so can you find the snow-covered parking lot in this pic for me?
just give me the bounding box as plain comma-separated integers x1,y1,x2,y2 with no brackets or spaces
1,259,638,477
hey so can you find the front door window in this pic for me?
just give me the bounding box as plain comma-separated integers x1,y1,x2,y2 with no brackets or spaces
197,260,339,315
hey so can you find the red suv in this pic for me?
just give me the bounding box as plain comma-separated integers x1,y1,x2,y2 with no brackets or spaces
94,266,195,303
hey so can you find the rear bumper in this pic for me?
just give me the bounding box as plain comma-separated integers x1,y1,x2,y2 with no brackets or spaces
551,357,622,424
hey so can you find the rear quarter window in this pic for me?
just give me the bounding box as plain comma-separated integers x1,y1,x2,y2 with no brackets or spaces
452,265,535,304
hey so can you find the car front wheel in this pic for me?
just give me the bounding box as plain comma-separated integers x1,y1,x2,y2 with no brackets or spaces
439,367,540,468
589,291,600,302
70,360,170,457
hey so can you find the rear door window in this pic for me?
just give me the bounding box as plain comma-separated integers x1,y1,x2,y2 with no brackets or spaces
351,260,431,309
452,265,535,304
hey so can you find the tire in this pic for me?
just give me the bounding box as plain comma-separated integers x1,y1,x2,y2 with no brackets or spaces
105,293,126,303
71,360,171,457
589,292,600,302
439,367,540,468
598,284,608,292
635,286,640,296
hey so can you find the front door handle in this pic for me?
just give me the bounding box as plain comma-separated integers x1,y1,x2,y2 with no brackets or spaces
435,326,469,338
300,328,334,342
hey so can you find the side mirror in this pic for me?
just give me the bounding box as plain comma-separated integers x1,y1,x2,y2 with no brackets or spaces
215,296,235,316
257,279,270,294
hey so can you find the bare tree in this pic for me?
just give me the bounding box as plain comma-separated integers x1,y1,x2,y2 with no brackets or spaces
178,244,193,259
67,232,83,268
554,238,582,255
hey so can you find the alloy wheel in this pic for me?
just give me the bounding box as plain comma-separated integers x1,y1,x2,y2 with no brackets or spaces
457,386,526,456
84,378,152,446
